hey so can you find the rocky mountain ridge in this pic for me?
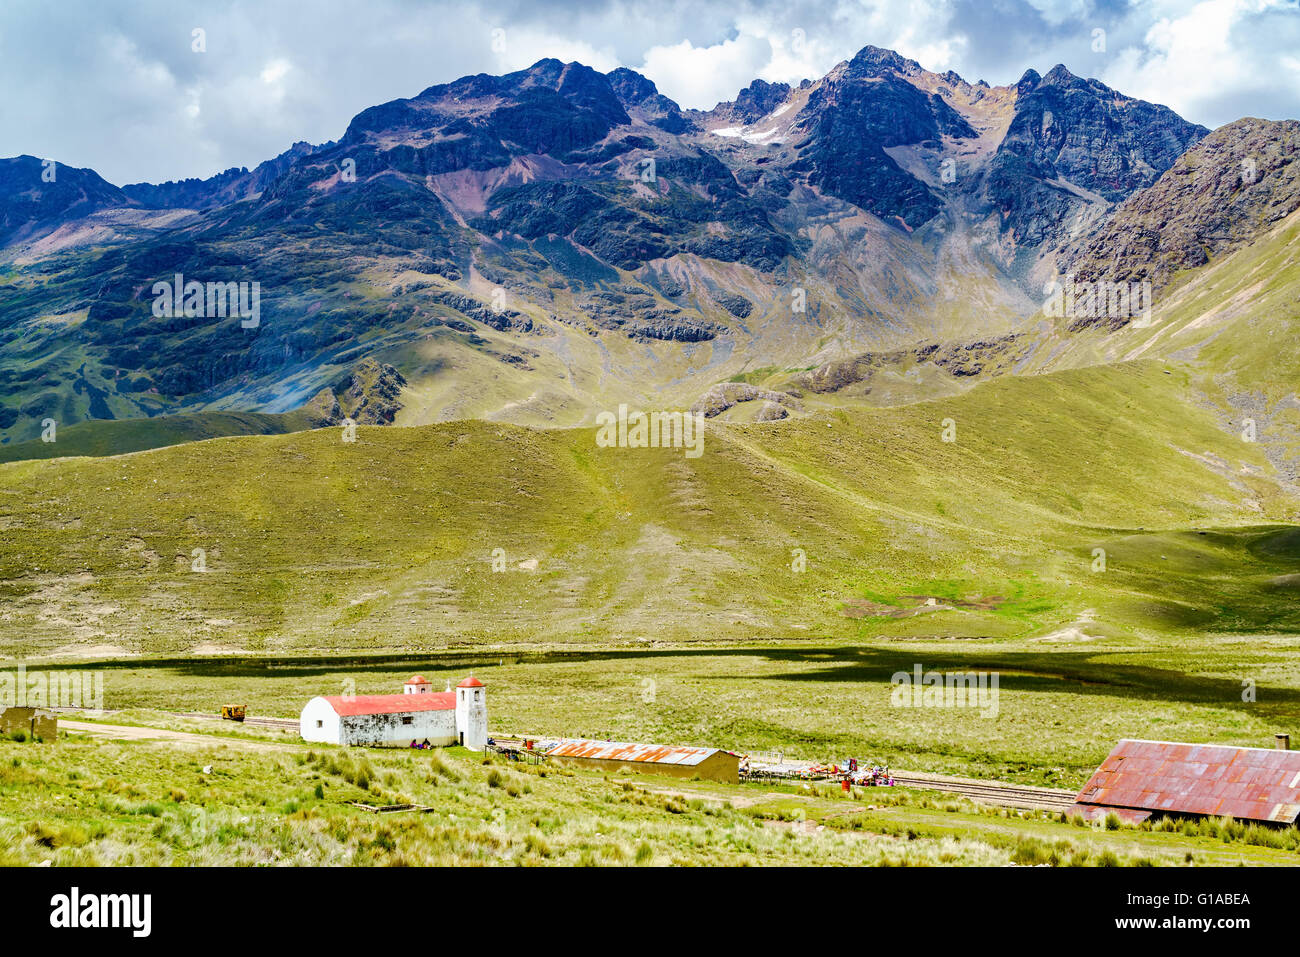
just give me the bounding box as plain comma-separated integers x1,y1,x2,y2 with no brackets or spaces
0,45,1263,445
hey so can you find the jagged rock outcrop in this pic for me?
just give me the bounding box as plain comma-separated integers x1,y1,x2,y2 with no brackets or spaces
691,382,802,418
1061,118,1300,290
754,400,789,422
296,358,406,426
713,79,792,125
606,68,693,133
340,58,631,174
299,386,342,425
981,64,1208,248
712,291,753,319
121,142,325,210
426,290,534,333
792,336,1030,394
335,358,407,425
788,46,977,228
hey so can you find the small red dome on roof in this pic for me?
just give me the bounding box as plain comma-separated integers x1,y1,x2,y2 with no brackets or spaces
406,675,430,684
457,676,484,688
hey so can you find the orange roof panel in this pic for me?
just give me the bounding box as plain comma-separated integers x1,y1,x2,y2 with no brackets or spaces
546,739,722,766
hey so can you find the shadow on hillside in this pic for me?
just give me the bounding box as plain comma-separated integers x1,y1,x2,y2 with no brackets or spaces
46,643,1300,716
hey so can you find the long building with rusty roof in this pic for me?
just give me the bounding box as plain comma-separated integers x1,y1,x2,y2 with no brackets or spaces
545,739,740,783
1069,738,1300,824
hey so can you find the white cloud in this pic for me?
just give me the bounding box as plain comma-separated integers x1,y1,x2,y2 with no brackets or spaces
260,59,291,85
640,34,773,108
636,2,963,110
488,28,621,75
1101,0,1261,116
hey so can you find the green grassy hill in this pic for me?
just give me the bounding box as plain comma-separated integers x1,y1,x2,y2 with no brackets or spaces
1,358,1294,658
1029,205,1300,497
0,409,318,463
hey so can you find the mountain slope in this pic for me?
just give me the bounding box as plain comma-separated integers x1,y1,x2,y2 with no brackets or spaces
0,48,1213,446
1062,117,1300,289
120,141,325,211
1024,202,1300,496
0,359,1292,656
981,65,1207,253
0,156,129,246
785,45,978,228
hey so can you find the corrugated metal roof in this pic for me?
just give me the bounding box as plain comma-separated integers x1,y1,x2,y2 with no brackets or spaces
546,739,720,766
320,692,456,716
1071,738,1300,823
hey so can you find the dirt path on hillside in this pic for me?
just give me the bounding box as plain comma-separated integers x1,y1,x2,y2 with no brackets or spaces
60,720,302,752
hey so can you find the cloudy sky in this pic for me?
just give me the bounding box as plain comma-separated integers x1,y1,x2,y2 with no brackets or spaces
2,0,1297,185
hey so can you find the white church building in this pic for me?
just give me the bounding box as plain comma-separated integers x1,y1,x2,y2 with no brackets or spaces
300,675,488,750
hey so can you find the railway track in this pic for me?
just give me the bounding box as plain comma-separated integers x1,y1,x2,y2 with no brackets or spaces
889,772,1076,811
175,711,299,730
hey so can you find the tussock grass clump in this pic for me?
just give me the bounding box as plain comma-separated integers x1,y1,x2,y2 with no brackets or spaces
26,821,88,849
318,752,374,791
524,833,552,858
429,753,462,782
1146,814,1300,851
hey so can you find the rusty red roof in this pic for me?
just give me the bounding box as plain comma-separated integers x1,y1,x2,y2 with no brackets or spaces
1070,738,1300,824
457,677,484,688
546,740,721,766
320,693,456,716
405,675,430,685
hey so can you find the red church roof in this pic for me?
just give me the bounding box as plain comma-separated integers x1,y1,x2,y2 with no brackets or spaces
405,675,430,685
320,692,456,716
457,676,484,688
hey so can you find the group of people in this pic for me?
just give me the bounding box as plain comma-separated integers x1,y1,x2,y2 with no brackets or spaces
739,753,895,786
850,764,895,786
837,758,896,787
